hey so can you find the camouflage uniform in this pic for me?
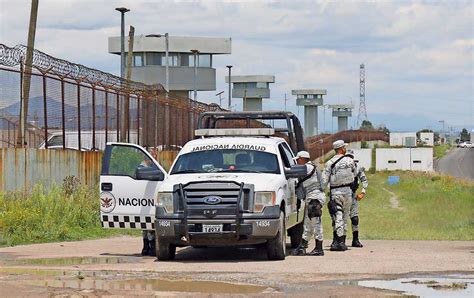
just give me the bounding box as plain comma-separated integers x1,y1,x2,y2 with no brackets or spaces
350,162,368,232
301,162,326,242
323,153,356,250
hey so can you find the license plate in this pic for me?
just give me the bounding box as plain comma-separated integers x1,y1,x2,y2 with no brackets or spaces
202,224,223,233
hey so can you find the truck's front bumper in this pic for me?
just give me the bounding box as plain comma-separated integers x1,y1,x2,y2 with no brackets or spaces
155,205,281,246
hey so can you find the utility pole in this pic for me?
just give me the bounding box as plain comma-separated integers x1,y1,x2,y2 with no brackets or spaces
226,65,232,110
123,25,134,143
284,93,287,111
190,49,200,133
17,0,39,147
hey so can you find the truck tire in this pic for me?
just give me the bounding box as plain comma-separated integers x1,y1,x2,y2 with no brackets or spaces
156,238,176,261
266,211,286,260
288,220,304,248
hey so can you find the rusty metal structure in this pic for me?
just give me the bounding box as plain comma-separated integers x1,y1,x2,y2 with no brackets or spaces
0,43,224,150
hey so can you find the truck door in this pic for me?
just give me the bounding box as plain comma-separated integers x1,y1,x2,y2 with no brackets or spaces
278,142,300,226
100,143,167,230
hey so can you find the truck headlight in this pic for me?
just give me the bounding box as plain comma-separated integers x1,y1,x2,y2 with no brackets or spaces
157,192,174,213
254,191,276,212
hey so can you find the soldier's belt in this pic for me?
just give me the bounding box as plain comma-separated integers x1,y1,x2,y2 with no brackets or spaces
330,183,353,190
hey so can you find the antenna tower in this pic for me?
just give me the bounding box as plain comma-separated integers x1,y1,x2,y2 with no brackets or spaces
357,64,367,127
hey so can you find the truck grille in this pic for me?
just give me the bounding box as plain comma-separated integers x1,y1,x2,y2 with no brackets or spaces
175,182,254,217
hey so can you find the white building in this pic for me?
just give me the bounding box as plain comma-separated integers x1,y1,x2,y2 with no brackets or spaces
389,132,417,147
419,132,434,146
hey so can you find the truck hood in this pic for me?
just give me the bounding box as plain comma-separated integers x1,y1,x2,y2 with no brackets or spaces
159,172,282,192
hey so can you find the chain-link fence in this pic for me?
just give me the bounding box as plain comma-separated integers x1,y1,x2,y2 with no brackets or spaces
0,44,224,150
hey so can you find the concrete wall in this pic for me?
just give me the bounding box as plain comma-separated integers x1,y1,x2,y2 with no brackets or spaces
130,66,216,91
233,88,270,98
420,132,434,146
376,148,433,172
390,132,417,146
109,36,232,54
352,149,372,170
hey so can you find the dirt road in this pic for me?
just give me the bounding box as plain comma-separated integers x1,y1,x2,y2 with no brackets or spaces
1,236,472,296
436,148,474,180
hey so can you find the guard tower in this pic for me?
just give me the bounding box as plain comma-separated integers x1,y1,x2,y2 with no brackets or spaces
225,75,275,111
329,104,353,132
291,89,327,137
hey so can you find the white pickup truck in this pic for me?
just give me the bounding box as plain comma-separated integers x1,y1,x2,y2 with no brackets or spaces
100,112,307,261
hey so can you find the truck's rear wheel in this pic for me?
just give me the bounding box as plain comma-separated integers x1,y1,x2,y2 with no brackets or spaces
156,238,176,261
288,220,304,248
266,211,286,260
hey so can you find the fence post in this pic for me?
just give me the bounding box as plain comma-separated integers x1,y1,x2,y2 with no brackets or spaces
92,86,96,150
42,74,48,148
137,95,140,145
61,78,66,149
154,98,158,149
76,82,81,150
116,92,120,142
105,89,108,144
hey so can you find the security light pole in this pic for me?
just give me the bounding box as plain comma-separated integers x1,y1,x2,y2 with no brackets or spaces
226,65,232,110
115,7,130,79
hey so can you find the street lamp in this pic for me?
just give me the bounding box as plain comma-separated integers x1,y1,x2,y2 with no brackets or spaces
115,7,130,80
145,33,169,91
226,65,232,110
216,91,224,107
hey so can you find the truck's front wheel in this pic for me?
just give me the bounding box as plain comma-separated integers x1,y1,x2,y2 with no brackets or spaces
266,211,286,260
156,238,176,261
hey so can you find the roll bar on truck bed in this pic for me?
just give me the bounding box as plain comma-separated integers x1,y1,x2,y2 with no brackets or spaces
197,111,306,154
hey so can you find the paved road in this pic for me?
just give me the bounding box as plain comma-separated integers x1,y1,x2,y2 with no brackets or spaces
1,237,473,296
435,147,474,180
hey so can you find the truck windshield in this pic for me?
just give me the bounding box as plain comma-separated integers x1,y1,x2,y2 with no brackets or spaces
170,149,280,175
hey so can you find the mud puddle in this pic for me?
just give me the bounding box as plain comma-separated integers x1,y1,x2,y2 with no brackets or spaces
357,275,474,297
2,256,140,266
28,278,274,294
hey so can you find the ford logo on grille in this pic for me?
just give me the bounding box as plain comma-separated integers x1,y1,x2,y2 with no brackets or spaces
203,196,222,205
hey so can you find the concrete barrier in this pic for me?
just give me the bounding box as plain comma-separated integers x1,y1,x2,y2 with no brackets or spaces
352,149,372,170
376,148,433,172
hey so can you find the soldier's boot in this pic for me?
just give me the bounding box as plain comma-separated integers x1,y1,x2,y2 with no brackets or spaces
330,236,347,252
340,235,348,251
352,231,364,248
330,231,338,250
308,240,324,256
141,238,149,256
291,239,308,256
148,238,156,257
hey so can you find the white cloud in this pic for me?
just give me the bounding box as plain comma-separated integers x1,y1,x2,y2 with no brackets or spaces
0,0,472,129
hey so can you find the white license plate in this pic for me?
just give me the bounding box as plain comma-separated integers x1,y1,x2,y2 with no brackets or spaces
202,224,223,233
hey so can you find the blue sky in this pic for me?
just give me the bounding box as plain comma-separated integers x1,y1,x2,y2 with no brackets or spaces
0,0,473,132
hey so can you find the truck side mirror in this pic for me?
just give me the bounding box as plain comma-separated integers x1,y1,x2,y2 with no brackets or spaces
136,167,165,181
284,165,307,179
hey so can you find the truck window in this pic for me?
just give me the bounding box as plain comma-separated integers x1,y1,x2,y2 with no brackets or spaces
278,143,295,168
171,149,280,174
106,146,159,179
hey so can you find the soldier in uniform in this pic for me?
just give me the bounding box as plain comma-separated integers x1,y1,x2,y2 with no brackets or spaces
292,151,326,256
345,149,369,247
322,140,356,251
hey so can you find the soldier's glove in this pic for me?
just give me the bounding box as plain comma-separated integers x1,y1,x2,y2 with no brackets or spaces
308,199,322,218
357,193,365,201
327,199,337,215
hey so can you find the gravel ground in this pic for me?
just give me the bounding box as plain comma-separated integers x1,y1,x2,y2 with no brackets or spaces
0,236,472,296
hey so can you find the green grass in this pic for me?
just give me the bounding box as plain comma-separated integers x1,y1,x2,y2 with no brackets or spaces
433,144,452,159
322,171,474,240
0,184,139,247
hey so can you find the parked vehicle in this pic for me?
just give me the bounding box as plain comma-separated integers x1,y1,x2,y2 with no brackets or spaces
99,112,308,261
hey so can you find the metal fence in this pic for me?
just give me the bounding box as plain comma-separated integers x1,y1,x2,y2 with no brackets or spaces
0,44,224,150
